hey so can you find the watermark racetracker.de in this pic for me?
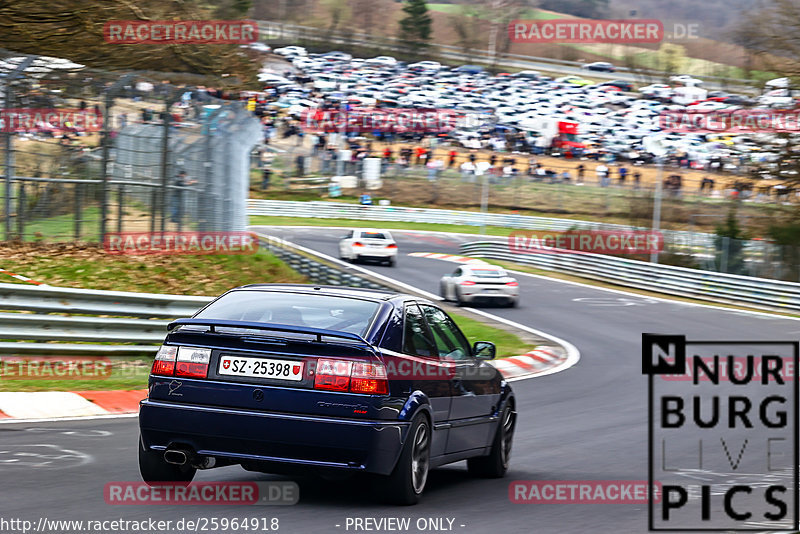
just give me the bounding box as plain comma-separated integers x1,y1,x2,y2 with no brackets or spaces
509,19,663,43
0,108,102,133
509,19,700,43
508,230,663,255
510,480,662,503
660,109,800,134
104,481,298,505
300,108,482,135
103,20,258,44
103,232,258,255
0,356,113,380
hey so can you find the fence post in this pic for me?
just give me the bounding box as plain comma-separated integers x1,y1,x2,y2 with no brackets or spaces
99,92,112,243
15,182,24,239
74,183,82,240
149,187,157,235
117,184,124,233
159,104,171,234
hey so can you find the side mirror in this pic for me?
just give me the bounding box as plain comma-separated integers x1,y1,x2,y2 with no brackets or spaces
472,341,496,360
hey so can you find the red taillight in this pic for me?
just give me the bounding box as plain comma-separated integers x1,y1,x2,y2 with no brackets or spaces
506,281,519,287
386,243,397,249
350,361,389,394
175,362,208,378
314,358,389,395
461,280,476,286
152,345,211,378
353,242,364,247
314,358,352,392
151,345,177,376
174,347,211,378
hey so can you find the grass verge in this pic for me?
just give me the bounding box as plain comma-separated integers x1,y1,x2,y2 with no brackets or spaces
448,312,531,358
0,242,306,295
250,215,514,237
0,357,150,392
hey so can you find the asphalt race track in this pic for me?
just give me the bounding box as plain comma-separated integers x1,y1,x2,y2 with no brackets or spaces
3,225,798,534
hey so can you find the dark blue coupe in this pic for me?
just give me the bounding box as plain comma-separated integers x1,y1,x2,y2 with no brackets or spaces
139,284,516,504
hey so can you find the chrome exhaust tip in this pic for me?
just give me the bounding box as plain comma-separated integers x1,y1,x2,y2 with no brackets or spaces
164,449,188,465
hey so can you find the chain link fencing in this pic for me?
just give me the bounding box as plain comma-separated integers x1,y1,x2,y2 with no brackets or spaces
0,49,263,242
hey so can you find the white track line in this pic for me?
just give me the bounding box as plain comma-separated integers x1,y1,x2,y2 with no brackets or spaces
254,231,581,380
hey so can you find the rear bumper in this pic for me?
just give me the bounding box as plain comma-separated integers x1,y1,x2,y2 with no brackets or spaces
139,399,408,475
354,249,397,259
460,290,517,303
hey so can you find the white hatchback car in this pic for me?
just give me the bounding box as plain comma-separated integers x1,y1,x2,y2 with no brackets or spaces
339,229,398,266
440,265,519,307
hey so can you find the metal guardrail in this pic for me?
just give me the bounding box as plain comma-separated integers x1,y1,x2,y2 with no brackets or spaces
0,283,213,354
459,241,800,313
0,236,395,354
247,199,714,249
0,283,211,318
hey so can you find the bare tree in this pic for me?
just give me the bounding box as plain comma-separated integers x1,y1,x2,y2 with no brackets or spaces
729,0,800,80
319,0,352,33
462,0,533,66
0,1,258,85
349,0,381,35
446,4,484,61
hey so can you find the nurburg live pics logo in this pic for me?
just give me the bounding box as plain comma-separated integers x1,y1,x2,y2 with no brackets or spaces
643,333,799,531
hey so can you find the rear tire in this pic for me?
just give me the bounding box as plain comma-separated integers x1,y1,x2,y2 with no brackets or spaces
387,257,396,267
507,298,518,308
138,437,196,486
467,404,515,478
381,415,430,505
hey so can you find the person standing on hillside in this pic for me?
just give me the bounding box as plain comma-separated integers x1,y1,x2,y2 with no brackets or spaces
596,163,609,187
448,149,458,168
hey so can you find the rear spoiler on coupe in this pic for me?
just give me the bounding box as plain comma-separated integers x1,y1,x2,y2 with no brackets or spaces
167,318,369,345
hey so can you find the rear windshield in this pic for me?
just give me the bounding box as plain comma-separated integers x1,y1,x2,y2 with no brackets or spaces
471,269,505,278
194,291,380,336
361,232,389,240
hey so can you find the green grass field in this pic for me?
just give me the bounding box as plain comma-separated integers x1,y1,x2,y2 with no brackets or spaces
0,357,151,392
250,214,514,236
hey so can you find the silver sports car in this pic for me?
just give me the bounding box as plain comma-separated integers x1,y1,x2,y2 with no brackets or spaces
440,265,519,307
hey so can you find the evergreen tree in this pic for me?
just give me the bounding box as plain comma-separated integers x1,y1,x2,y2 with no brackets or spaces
399,0,432,45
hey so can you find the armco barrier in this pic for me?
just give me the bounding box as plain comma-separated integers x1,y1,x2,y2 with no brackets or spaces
247,199,714,250
0,236,393,354
458,241,800,313
0,283,213,355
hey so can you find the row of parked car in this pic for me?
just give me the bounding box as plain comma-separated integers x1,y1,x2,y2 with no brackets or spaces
257,47,796,175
